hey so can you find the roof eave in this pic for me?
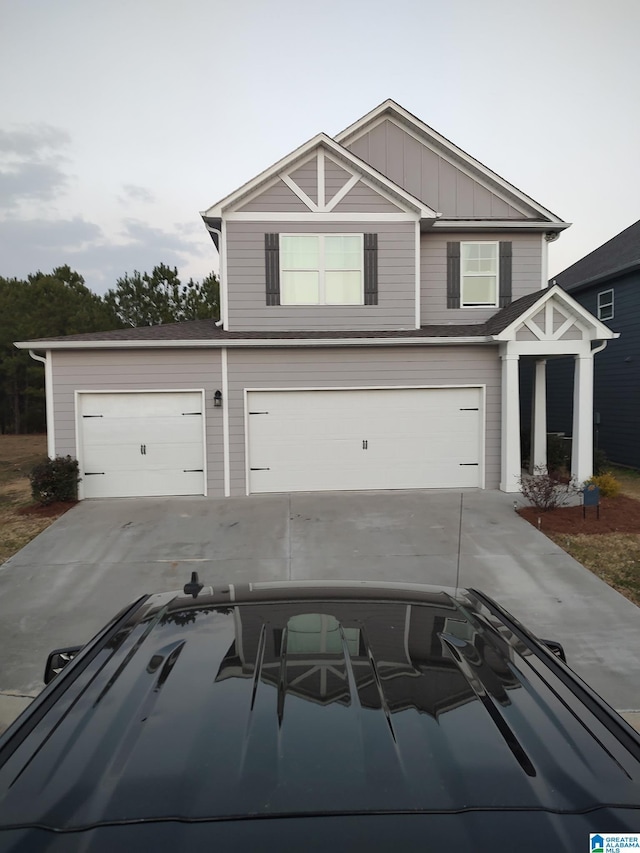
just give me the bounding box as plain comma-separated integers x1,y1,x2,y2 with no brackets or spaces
553,259,640,292
15,336,494,351
430,220,570,233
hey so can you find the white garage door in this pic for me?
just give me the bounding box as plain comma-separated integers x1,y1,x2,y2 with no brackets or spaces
78,392,205,498
247,388,483,494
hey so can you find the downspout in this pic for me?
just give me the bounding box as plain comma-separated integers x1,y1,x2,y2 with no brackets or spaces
204,225,225,328
591,340,608,357
29,350,55,459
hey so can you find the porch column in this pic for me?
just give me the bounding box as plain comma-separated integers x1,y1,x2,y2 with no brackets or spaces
571,353,594,483
530,359,547,473
500,353,521,492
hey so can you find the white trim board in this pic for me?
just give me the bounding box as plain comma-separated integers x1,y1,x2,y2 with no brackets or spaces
18,336,495,350
224,212,419,223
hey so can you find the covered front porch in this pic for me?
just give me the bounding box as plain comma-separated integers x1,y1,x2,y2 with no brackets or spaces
492,285,618,492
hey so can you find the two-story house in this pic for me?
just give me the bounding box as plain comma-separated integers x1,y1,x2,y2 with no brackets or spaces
16,100,616,499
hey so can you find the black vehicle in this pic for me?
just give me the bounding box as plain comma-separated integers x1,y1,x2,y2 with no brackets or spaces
0,580,639,852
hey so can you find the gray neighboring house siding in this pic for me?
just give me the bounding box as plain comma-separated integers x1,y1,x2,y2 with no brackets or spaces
421,232,543,325
226,345,502,496
345,119,529,219
51,349,225,497
226,220,417,331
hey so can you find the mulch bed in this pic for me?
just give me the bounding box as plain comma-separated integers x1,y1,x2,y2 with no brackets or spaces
518,495,640,534
16,501,77,518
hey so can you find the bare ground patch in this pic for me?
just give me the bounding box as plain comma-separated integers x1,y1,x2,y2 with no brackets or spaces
0,435,75,565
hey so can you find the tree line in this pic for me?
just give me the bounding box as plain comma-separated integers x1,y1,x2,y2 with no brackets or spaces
0,264,219,434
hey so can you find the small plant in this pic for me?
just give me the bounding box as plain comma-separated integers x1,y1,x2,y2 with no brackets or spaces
519,467,581,511
586,471,620,498
30,456,80,505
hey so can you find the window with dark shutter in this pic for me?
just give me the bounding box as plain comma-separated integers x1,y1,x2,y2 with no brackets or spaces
364,233,378,305
499,241,512,307
265,233,280,306
447,242,461,308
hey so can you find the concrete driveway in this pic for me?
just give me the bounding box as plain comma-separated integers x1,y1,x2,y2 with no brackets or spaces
1,489,639,726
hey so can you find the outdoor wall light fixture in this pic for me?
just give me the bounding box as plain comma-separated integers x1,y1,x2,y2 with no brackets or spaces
214,390,223,408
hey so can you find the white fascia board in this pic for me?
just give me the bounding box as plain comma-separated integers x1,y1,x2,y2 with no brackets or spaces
432,220,571,232
203,133,435,219
491,285,619,342
225,212,417,222
17,336,493,351
335,100,567,225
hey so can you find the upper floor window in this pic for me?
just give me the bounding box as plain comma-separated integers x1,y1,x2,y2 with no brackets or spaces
597,288,614,321
280,234,363,305
461,242,499,307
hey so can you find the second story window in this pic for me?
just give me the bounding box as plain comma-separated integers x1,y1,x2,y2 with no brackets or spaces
447,240,511,310
597,289,614,321
461,242,499,307
280,234,364,305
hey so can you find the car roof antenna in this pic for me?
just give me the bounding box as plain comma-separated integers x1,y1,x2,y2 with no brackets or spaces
183,571,204,599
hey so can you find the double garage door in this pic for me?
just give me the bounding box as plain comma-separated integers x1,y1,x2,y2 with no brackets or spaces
78,392,205,499
247,388,483,494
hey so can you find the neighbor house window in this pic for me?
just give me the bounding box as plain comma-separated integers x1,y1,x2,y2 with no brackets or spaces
461,242,499,307
280,234,364,305
597,289,614,321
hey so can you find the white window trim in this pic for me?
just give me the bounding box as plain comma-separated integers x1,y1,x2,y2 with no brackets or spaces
279,233,364,306
461,241,499,308
597,288,614,321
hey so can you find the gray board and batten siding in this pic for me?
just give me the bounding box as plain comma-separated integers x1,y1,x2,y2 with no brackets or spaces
226,220,416,331
422,232,543,325
345,118,531,219
50,349,225,498
226,345,501,496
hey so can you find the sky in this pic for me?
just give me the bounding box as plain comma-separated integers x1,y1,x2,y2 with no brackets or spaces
1,0,639,294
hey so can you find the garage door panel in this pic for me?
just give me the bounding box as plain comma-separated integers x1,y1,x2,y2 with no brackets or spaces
83,470,204,499
82,392,202,418
248,388,482,494
83,443,204,473
79,393,205,498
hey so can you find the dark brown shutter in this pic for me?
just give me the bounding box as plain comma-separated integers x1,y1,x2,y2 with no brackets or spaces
499,241,512,307
447,241,461,308
265,233,280,306
364,233,378,305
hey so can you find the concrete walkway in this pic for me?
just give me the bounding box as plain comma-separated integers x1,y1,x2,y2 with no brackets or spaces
1,490,639,730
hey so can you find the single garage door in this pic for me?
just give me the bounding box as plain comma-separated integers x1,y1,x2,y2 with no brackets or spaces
247,388,483,494
78,392,205,498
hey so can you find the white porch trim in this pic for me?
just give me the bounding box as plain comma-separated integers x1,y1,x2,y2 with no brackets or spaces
530,359,547,472
500,351,521,492
571,354,594,483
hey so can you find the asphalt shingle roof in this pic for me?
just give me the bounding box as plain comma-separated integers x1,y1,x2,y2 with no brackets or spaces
22,289,547,346
552,219,640,292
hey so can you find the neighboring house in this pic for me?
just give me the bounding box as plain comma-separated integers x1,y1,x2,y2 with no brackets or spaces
15,100,616,499
544,219,639,468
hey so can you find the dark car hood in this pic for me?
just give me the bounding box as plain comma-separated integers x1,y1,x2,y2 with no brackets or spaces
0,582,639,833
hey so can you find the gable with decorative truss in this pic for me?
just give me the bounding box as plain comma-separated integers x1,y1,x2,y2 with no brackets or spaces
203,132,436,221
236,147,412,216
492,285,618,345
